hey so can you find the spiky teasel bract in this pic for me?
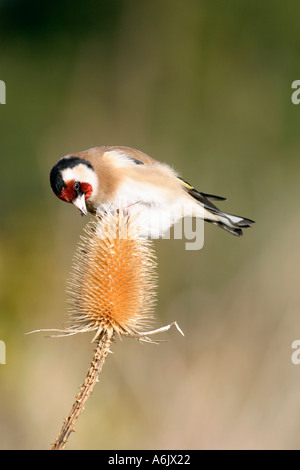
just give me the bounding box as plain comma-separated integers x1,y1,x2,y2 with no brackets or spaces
66,210,157,340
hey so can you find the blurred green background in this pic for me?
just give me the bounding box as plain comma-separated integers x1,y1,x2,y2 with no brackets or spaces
1,0,300,450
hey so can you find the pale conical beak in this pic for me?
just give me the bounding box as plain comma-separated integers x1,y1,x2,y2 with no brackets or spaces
72,194,88,216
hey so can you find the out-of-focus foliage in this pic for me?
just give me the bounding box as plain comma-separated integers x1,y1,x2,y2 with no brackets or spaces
1,0,300,450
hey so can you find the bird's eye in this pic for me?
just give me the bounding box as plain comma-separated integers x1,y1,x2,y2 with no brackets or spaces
74,181,81,192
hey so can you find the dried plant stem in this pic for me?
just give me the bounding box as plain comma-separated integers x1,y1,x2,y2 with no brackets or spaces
51,329,114,450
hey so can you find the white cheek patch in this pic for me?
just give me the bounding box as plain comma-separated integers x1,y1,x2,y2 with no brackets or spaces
61,164,98,200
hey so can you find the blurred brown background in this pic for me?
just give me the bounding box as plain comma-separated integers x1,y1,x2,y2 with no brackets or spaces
1,0,300,450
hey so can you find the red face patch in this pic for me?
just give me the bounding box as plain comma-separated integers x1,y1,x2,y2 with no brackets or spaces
80,182,93,199
57,180,93,202
58,180,76,202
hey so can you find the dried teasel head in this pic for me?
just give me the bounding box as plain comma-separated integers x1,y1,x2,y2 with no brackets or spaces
66,210,157,340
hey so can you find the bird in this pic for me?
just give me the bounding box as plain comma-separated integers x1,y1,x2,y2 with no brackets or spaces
50,145,254,239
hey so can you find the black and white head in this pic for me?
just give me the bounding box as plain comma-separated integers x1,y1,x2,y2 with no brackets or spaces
50,156,98,215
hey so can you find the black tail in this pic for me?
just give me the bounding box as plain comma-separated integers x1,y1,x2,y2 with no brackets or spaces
208,214,255,237
178,178,255,236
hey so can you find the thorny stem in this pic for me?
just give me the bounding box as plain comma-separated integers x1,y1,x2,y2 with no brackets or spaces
51,329,114,450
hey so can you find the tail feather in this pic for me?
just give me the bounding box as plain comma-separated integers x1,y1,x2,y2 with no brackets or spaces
212,222,243,237
206,212,255,236
179,177,255,236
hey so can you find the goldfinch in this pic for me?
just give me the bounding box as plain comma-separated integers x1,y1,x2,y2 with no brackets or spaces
50,145,254,238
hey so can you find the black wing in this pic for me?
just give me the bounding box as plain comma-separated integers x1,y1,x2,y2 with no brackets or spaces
177,176,227,213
